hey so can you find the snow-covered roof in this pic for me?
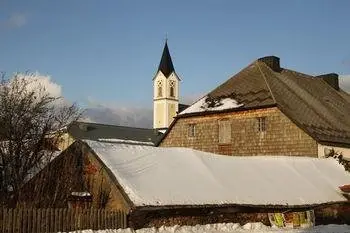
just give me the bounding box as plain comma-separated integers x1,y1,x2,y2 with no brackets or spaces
179,95,243,115
85,140,350,207
98,138,154,146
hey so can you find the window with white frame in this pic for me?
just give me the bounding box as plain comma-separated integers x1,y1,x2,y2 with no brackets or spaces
188,124,196,137
257,117,266,132
218,120,231,144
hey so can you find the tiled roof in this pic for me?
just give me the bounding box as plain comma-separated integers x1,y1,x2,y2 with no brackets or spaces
178,57,350,146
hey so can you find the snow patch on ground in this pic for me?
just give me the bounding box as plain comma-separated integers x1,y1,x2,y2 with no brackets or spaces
179,96,243,115
62,223,350,233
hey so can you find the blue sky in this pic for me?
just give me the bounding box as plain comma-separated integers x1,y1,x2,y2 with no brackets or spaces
1,0,350,108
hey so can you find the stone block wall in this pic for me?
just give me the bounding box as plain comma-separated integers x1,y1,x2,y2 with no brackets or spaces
160,107,318,157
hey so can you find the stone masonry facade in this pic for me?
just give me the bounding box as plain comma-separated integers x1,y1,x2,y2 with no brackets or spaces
160,107,318,157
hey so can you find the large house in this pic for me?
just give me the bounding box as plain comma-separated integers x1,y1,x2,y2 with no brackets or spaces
159,56,350,158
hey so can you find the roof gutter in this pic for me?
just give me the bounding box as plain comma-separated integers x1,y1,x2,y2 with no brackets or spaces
134,201,348,212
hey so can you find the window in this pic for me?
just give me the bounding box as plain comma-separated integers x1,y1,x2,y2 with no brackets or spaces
169,80,175,97
218,120,231,144
257,117,266,132
157,81,163,97
188,124,196,137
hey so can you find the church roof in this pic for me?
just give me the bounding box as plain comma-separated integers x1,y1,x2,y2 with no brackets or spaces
158,41,175,77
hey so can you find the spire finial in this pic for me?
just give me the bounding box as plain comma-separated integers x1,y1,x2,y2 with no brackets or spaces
165,33,168,43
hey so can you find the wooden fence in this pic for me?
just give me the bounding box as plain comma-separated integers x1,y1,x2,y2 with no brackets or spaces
0,208,127,233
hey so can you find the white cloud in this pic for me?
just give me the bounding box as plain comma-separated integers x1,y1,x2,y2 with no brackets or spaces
82,98,153,128
16,72,62,98
339,75,350,93
0,12,27,29
6,72,68,107
180,93,204,105
82,93,207,128
83,105,153,129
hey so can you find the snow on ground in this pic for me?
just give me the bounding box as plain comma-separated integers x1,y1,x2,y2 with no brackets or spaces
85,140,350,207
62,223,350,233
179,96,243,115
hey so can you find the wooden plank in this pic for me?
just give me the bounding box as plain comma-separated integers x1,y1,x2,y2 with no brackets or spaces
114,210,117,228
73,208,76,231
70,208,74,232
116,210,119,229
90,209,94,230
93,209,97,230
37,209,42,233
54,208,58,233
84,209,88,230
65,208,69,232
27,209,32,233
97,209,100,230
58,209,63,231
39,209,44,233
49,208,53,233
101,209,104,229
11,208,15,233
44,209,49,233
69,208,74,232
32,209,37,233
62,209,67,233
106,210,110,229
16,208,22,233
22,209,27,233
123,210,127,228
0,209,3,233
9,209,13,233
2,209,8,233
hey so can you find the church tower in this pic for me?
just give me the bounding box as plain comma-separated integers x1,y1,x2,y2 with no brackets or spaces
153,41,180,130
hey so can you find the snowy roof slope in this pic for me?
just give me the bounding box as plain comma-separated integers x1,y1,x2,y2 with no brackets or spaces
85,140,350,207
179,96,243,115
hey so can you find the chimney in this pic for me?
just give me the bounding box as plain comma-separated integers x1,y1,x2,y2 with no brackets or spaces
316,73,339,91
258,56,281,72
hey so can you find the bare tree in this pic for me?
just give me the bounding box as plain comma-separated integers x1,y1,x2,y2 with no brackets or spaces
0,72,81,206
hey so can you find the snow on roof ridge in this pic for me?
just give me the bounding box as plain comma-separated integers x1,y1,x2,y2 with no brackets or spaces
97,138,154,146
179,95,243,115
85,140,350,207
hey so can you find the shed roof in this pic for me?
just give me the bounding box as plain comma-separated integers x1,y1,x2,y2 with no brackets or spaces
178,58,350,145
86,140,350,207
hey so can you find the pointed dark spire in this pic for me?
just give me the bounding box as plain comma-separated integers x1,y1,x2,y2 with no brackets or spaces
158,41,175,77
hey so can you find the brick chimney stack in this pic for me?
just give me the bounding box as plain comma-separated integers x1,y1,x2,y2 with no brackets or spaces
258,56,281,72
316,73,339,91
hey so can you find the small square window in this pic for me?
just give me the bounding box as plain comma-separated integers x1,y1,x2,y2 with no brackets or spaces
188,124,196,137
257,117,266,132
